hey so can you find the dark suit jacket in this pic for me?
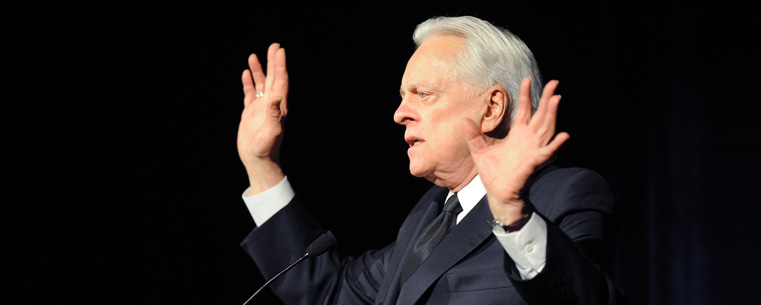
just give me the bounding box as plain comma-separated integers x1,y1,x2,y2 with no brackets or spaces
241,164,625,304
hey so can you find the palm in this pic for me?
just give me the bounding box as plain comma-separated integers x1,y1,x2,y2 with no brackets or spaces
237,43,289,166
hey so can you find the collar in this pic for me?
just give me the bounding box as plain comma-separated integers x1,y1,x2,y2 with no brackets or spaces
446,175,487,224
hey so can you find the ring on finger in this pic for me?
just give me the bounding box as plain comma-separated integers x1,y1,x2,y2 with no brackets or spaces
255,91,264,98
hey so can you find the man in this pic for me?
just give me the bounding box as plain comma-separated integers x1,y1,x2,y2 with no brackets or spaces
237,16,625,304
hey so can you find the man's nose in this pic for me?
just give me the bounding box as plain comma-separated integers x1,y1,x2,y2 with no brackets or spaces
394,98,417,125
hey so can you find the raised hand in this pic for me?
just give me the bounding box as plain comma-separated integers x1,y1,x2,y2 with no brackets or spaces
237,43,289,194
462,78,569,224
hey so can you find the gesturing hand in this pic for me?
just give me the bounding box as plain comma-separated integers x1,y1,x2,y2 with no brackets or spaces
237,43,289,194
462,78,569,224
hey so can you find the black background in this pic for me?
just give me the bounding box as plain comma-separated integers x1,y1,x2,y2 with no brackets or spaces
17,1,761,304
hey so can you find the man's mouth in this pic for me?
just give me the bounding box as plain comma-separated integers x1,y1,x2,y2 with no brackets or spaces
405,136,424,147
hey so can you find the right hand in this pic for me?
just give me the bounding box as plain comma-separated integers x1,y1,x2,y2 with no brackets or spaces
237,43,289,194
462,78,569,224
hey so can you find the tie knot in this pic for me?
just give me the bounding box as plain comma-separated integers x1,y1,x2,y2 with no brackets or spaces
443,194,462,214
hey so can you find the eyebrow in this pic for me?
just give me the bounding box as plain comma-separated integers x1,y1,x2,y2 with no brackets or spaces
400,81,438,97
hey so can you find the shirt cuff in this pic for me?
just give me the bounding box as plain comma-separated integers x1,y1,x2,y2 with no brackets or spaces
242,176,295,226
492,212,548,280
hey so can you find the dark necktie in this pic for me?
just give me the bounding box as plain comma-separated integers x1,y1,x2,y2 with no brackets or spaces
400,194,463,284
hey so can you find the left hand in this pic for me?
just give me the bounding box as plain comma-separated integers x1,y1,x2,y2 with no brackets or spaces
462,78,569,224
237,43,289,195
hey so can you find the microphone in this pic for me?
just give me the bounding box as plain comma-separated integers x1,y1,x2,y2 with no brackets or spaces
304,230,337,257
242,231,337,305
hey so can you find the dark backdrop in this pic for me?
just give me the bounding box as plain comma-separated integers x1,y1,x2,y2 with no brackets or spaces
19,1,760,304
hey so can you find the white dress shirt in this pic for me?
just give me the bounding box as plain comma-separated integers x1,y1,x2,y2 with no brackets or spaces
242,175,547,280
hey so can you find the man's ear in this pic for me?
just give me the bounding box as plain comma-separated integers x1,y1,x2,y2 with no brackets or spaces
482,85,509,139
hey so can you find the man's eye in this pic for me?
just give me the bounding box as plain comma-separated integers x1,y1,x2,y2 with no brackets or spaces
418,92,429,98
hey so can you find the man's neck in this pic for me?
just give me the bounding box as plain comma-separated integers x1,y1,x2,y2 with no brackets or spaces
446,168,479,193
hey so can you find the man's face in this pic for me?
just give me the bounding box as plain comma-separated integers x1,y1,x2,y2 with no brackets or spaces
394,35,483,188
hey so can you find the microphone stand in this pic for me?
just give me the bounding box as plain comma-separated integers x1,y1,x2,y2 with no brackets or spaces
242,253,308,305
242,231,337,305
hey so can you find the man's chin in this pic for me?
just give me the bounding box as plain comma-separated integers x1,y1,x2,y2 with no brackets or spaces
408,163,427,178
408,168,425,178
408,164,438,184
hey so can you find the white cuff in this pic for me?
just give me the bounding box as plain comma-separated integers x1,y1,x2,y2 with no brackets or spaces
493,212,548,280
242,176,295,226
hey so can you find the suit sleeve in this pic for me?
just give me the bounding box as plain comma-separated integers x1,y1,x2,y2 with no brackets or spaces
508,168,627,305
240,197,393,305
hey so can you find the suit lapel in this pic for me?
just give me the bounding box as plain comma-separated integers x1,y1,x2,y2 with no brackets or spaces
396,195,494,305
375,188,446,305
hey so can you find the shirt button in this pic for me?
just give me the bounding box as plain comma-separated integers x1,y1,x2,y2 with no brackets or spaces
525,244,534,253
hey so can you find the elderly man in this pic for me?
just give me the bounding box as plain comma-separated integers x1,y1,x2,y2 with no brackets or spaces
237,16,624,304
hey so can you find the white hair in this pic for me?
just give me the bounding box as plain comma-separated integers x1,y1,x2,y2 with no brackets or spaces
413,16,543,126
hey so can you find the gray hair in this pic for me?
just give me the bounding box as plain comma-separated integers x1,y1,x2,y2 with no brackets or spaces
413,16,543,126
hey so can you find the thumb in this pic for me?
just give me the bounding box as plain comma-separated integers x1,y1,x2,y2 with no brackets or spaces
267,96,284,119
461,118,488,156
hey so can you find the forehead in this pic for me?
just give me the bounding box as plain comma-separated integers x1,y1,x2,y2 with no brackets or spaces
401,35,465,92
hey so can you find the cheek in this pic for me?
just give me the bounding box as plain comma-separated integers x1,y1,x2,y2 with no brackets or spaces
430,123,469,158
421,106,472,159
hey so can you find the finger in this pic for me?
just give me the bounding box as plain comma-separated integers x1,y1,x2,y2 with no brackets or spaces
540,95,562,137
543,131,570,155
533,80,559,124
242,69,254,94
248,53,265,93
274,48,288,95
265,43,280,95
242,69,255,106
515,77,533,124
462,118,489,156
274,48,289,117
